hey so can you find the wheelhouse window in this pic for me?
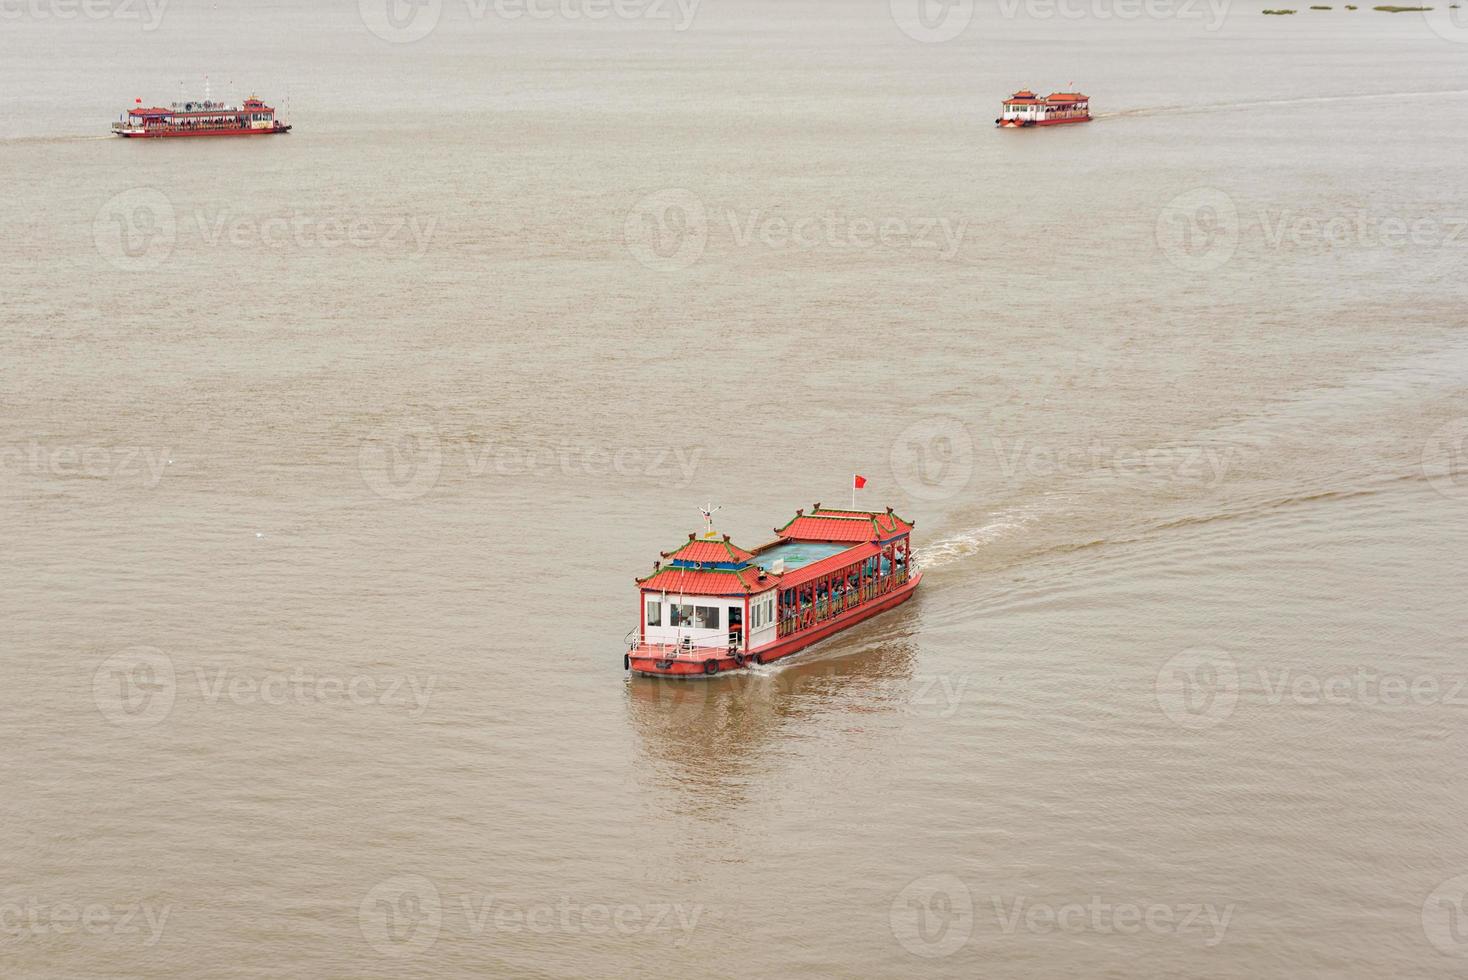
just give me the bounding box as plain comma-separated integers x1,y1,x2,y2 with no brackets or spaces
694,606,720,630
646,600,661,627
669,604,693,627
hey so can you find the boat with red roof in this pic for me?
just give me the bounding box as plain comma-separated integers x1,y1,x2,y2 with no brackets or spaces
111,95,291,138
996,89,1091,128
625,504,920,678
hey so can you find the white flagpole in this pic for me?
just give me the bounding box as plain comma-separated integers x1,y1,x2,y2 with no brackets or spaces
851,474,856,511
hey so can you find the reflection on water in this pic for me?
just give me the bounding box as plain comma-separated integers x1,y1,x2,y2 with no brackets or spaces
625,627,922,812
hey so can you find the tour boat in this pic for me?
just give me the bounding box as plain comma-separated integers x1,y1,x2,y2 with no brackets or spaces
625,505,920,678
996,90,1091,128
111,95,291,138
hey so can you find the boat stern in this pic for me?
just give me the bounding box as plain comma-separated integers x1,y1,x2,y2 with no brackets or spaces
626,643,748,678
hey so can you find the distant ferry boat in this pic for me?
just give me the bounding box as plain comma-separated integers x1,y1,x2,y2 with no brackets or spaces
625,505,920,678
111,95,291,138
996,90,1091,128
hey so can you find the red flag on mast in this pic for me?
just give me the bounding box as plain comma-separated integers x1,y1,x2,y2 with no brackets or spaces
853,474,867,489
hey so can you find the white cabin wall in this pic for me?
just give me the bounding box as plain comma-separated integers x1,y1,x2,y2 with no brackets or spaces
643,593,743,649
747,588,778,651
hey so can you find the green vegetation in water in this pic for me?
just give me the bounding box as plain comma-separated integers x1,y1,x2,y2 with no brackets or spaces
1310,4,1331,7
1373,4,1431,9
1263,7,1297,11
1345,3,1357,7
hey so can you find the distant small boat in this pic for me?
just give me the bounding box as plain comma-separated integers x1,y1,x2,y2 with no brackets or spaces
625,504,920,678
996,89,1091,128
111,95,291,138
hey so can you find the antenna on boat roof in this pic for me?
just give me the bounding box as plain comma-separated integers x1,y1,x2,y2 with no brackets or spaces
699,503,721,538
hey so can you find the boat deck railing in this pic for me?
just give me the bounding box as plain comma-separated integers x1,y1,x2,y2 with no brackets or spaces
777,567,909,638
628,636,739,661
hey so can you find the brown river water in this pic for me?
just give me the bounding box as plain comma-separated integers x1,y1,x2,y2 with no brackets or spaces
3,1,1467,976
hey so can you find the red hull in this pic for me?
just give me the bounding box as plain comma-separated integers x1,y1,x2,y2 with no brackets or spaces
997,116,1091,128
628,572,921,678
115,126,291,139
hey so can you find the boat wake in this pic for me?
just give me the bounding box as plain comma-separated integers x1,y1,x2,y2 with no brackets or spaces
0,135,113,145
916,509,1039,571
1095,89,1468,119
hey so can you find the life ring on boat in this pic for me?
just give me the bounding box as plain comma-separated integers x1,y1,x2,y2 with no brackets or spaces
751,653,763,666
623,653,630,671
703,658,719,675
733,653,745,667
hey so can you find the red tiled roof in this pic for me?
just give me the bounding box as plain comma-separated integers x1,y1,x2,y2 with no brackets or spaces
775,507,915,543
636,565,778,595
1045,92,1087,102
661,536,754,564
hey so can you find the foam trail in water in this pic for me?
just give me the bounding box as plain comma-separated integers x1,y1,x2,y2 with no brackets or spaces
916,509,1038,570
1095,89,1468,120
